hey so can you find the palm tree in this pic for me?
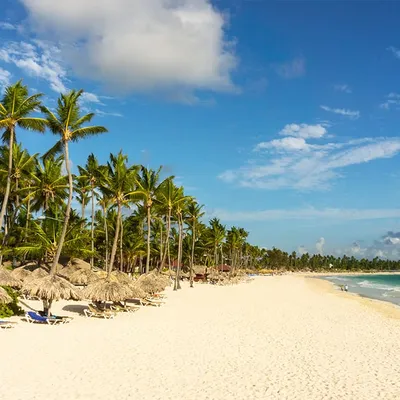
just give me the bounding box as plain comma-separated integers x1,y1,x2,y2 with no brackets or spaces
78,153,102,268
157,178,189,272
75,174,90,220
100,152,137,275
40,89,107,275
134,166,164,274
173,187,189,290
208,217,226,267
186,200,204,287
25,155,68,214
0,81,46,235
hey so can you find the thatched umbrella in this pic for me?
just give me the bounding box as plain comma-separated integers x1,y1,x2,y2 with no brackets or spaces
68,268,98,286
137,273,167,295
94,270,132,284
0,267,22,288
0,287,12,304
10,266,32,281
25,267,50,281
21,275,81,316
83,278,132,302
70,258,91,270
127,282,147,299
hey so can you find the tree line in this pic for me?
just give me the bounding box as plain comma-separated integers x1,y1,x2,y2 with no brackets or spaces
0,81,398,277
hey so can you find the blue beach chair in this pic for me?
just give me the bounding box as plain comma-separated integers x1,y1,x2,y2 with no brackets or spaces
25,311,62,325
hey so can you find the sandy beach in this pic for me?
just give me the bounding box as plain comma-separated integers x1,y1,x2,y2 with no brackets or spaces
2,276,400,400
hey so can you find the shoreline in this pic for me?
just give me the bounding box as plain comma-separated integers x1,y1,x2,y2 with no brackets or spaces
306,276,400,320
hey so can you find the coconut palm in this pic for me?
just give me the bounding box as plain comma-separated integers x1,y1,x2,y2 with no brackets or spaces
208,218,226,267
78,153,103,268
75,174,90,220
134,166,165,274
0,81,46,234
100,152,137,275
40,89,107,275
186,200,204,287
157,178,189,271
172,187,190,290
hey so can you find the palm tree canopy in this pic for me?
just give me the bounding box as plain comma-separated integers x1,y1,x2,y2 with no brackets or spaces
40,89,108,157
0,81,46,141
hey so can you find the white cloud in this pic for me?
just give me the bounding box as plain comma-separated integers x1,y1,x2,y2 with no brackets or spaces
80,92,102,104
380,93,400,110
316,237,325,255
255,137,310,152
297,246,307,256
208,207,400,222
387,46,400,59
279,123,327,139
0,40,67,92
0,22,17,31
273,57,305,79
0,67,11,91
20,0,237,96
334,84,352,93
218,123,400,190
320,105,360,119
95,109,123,118
334,84,351,93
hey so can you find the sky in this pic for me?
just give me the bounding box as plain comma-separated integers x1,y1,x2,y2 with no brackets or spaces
0,0,400,259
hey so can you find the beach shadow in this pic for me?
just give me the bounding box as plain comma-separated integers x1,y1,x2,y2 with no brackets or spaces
62,304,88,315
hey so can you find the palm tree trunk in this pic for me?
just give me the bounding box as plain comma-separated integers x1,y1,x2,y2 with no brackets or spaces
108,202,121,276
81,198,85,221
160,208,171,270
145,205,151,273
174,214,183,290
103,204,109,273
50,140,72,276
0,125,14,234
90,187,95,269
190,221,196,288
159,219,163,270
119,213,124,272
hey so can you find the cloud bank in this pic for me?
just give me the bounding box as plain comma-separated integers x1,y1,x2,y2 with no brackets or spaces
219,123,400,190
20,0,237,96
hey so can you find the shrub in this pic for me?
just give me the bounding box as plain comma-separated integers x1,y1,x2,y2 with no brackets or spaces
0,286,24,318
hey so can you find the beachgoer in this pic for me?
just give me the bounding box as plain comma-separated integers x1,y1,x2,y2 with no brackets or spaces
344,285,348,292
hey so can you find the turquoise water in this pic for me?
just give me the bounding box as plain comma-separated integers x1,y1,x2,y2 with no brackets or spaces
323,274,400,306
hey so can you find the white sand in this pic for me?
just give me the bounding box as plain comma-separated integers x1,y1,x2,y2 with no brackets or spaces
2,276,400,400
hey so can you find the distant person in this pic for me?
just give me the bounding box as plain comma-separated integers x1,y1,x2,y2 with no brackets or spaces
344,285,348,292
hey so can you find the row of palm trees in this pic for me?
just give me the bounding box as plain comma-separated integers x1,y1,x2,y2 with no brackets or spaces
0,81,265,288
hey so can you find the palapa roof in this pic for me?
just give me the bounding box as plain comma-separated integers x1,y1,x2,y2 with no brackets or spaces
0,287,12,304
10,266,32,281
193,265,207,275
21,275,81,301
68,268,97,285
70,258,91,270
25,267,50,281
127,282,147,299
83,279,132,302
137,272,169,294
0,267,22,288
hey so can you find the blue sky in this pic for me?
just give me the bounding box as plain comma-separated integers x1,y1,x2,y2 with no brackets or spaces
1,0,400,259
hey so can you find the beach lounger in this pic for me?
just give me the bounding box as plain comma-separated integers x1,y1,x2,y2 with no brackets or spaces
110,303,140,313
0,320,17,329
140,298,162,307
25,311,63,325
84,304,116,319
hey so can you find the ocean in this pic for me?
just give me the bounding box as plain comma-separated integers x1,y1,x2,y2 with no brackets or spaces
322,274,400,306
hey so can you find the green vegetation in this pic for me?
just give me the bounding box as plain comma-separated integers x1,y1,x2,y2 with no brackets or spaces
0,80,398,275
0,286,23,318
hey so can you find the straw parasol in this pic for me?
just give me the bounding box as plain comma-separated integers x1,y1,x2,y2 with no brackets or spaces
70,258,91,270
127,282,147,299
0,287,12,304
21,274,81,302
68,268,98,286
137,273,168,295
10,266,32,281
83,279,133,302
0,267,22,288
24,267,50,282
